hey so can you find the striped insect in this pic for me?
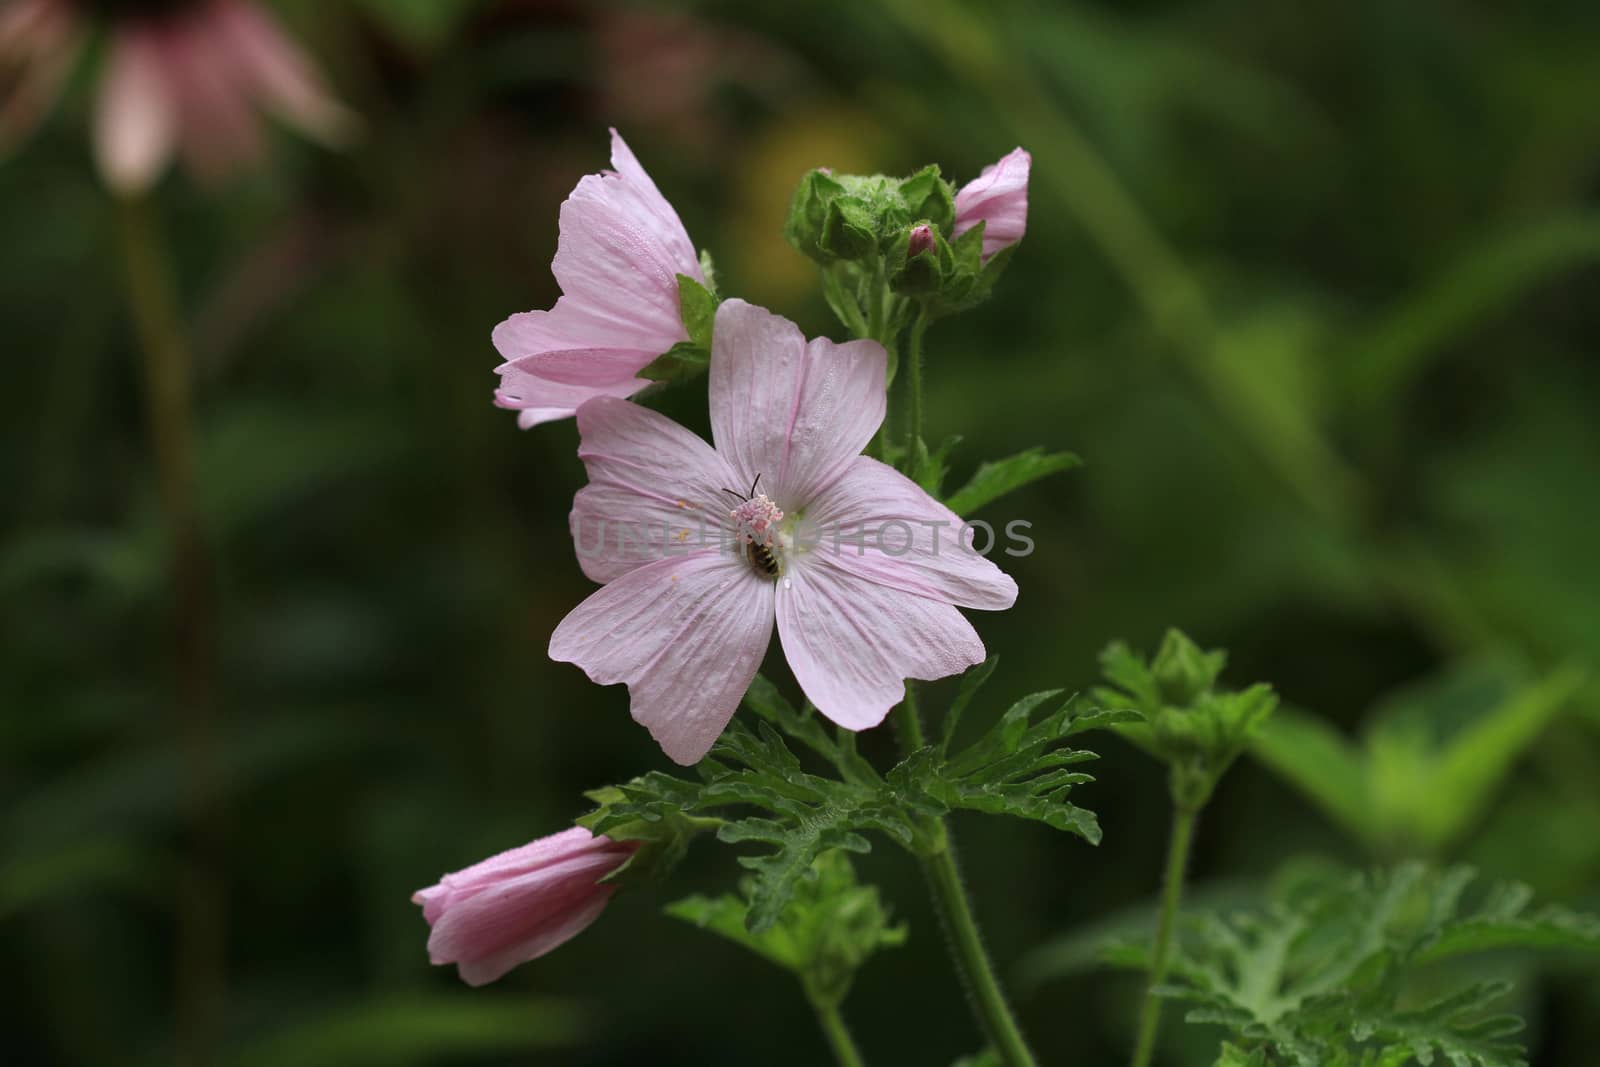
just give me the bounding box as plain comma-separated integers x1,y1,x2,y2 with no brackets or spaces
721,474,784,578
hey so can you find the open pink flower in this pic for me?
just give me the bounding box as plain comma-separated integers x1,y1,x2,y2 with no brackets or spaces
550,299,1018,765
492,129,705,428
952,147,1031,260
1,0,353,192
413,826,637,987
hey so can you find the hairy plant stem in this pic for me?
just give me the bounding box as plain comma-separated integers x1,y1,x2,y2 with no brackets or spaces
1130,804,1200,1067
809,993,868,1067
905,309,930,457
116,193,226,1067
898,687,1038,1067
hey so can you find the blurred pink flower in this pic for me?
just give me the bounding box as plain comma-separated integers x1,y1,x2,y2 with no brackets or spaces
953,147,1031,260
413,826,637,987
550,299,1017,765
1,0,353,192
492,129,705,428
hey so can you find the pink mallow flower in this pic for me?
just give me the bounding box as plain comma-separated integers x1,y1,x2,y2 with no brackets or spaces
952,147,1031,260
413,826,638,987
1,0,353,193
492,129,705,428
550,299,1018,765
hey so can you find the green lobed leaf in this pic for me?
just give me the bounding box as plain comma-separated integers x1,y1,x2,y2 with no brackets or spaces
1114,862,1599,1067
892,691,1130,843
943,448,1082,517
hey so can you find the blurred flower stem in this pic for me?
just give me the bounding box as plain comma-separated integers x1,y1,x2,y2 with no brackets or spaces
898,685,1038,1067
1129,805,1199,1067
115,193,226,1067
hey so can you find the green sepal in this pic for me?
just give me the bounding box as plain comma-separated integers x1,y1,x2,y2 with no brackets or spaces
822,196,878,261
697,249,719,294
676,273,717,349
783,169,848,263
886,221,956,297
897,164,955,233
639,340,709,384
577,781,719,888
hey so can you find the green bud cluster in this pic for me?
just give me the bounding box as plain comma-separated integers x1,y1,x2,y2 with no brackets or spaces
1094,629,1279,811
783,164,1012,318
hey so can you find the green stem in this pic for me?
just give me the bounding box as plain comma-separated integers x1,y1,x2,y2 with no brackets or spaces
896,689,1037,1067
1130,805,1200,1067
809,994,868,1067
116,193,226,1067
904,309,930,463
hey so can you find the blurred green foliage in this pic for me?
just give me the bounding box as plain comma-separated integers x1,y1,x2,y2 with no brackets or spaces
2,0,1598,1065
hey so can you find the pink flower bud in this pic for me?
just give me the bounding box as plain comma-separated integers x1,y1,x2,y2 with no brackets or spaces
907,222,937,259
952,147,1031,260
413,827,638,986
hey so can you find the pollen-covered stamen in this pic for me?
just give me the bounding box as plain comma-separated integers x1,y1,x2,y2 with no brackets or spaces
729,492,784,546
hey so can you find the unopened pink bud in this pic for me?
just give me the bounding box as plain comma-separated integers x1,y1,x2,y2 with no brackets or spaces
413,826,638,986
907,222,936,259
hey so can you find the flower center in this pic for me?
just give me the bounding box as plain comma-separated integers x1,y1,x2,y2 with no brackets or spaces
729,492,785,578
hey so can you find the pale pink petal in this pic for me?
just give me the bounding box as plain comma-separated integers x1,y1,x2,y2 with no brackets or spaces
953,147,1030,259
549,552,774,764
453,890,613,987
415,827,636,986
93,33,178,193
492,301,664,385
426,853,620,979
603,128,702,283
708,300,887,510
211,0,355,146
493,365,648,429
159,16,265,179
422,827,600,903
547,143,698,355
490,132,701,422
776,556,985,731
803,456,1017,611
510,346,657,387
569,396,742,583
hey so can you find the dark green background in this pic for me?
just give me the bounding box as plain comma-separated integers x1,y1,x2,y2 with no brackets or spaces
4,1,1598,1064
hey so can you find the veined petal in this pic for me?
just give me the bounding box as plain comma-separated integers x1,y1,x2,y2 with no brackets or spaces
549,552,775,764
802,456,1018,610
427,852,621,986
493,366,648,429
569,396,742,582
604,128,702,282
953,147,1031,259
709,300,886,510
548,158,697,354
776,556,985,731
491,133,700,419
93,32,177,193
452,891,613,987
